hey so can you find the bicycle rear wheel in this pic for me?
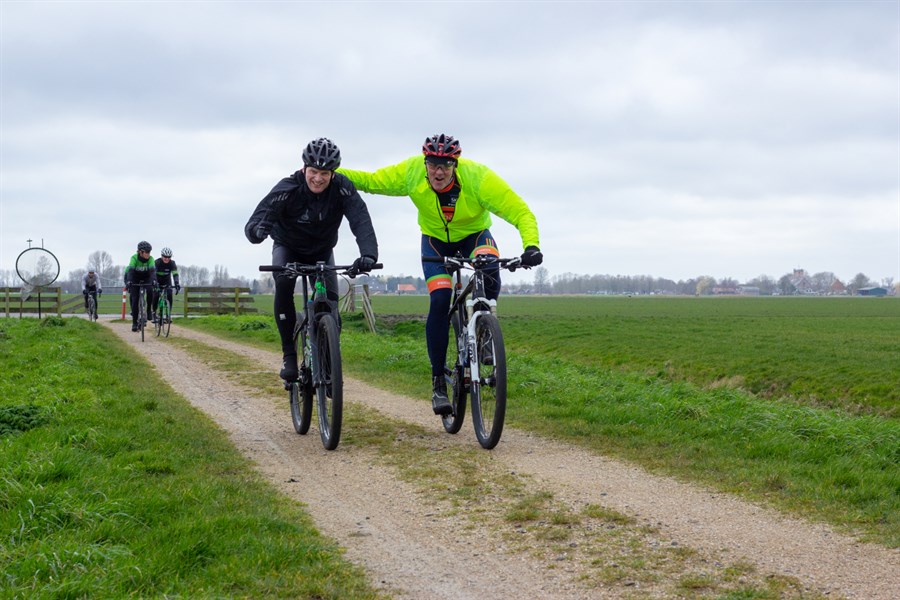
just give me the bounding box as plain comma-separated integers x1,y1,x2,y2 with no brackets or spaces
313,313,342,450
442,311,467,434
470,314,506,449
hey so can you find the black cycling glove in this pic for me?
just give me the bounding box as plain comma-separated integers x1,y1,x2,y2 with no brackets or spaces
520,246,543,267
349,255,377,275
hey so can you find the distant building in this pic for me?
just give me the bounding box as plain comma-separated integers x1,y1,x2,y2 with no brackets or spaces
858,287,888,297
396,283,417,294
739,286,760,296
830,279,847,295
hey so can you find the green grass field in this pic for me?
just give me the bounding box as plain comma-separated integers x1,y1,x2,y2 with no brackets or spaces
3,295,898,596
183,295,900,548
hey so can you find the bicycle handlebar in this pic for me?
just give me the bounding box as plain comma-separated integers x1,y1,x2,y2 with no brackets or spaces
422,255,526,271
259,262,384,276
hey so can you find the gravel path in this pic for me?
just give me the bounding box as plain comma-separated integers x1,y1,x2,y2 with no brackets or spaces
103,320,899,599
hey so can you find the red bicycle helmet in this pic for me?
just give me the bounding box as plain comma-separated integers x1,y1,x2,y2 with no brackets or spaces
422,134,462,160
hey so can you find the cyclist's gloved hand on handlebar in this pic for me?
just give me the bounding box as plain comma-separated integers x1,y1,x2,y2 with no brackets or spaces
175,284,181,295
520,246,543,267
254,221,273,240
350,255,377,275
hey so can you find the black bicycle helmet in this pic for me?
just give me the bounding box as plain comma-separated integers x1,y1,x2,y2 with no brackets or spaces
160,247,173,257
422,134,462,159
137,241,152,253
302,137,341,170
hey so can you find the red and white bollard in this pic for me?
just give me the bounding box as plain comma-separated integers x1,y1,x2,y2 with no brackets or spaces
121,287,127,319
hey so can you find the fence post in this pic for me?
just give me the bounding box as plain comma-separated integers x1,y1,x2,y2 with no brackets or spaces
184,287,188,318
234,287,239,316
121,288,127,319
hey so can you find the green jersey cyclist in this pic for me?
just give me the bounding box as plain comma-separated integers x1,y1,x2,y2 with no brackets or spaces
123,241,157,332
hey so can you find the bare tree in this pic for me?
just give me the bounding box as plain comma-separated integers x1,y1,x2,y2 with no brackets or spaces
212,265,230,286
695,276,715,296
533,266,549,295
179,265,210,286
850,272,871,294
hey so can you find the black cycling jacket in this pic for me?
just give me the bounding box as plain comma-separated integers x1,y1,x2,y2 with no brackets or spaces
244,171,378,260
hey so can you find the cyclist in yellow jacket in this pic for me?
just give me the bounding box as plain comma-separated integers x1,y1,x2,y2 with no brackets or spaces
339,133,543,415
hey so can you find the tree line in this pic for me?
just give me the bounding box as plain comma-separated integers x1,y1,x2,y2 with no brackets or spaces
1,251,895,297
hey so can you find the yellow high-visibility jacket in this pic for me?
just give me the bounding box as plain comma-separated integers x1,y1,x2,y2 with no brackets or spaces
338,156,540,250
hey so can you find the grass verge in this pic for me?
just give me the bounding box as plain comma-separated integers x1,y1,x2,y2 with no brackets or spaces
0,317,384,599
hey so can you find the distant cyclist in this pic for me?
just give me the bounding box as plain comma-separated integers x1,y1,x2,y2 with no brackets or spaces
81,269,102,312
152,247,181,322
124,241,157,332
339,133,543,415
245,137,379,382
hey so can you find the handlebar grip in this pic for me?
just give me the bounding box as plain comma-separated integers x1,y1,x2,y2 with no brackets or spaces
372,263,384,270
259,265,285,272
422,257,444,263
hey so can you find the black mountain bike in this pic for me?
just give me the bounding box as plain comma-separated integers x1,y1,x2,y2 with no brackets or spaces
131,282,155,342
259,261,381,450
425,254,527,449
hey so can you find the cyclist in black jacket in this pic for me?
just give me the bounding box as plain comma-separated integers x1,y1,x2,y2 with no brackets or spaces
151,247,181,323
245,137,379,381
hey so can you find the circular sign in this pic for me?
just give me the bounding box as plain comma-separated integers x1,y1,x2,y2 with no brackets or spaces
15,247,60,287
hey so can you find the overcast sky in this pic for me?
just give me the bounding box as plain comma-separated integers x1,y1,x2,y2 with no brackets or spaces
2,1,898,288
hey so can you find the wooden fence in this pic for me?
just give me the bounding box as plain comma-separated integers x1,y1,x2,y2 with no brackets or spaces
1,287,64,317
339,283,377,333
181,287,257,316
1,287,256,318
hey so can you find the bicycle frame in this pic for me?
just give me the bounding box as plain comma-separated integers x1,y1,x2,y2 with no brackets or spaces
259,260,382,450
426,253,525,449
85,289,99,320
130,282,155,341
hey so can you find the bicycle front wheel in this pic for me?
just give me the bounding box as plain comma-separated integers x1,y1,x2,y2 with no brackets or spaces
442,310,467,434
139,291,147,342
161,298,171,337
313,314,342,450
470,314,506,449
154,299,163,337
87,296,97,322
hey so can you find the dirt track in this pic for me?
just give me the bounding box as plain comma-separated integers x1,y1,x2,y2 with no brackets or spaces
103,319,899,599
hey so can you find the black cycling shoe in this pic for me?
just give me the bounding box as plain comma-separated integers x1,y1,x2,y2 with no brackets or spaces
431,376,452,415
131,324,139,332
280,353,299,381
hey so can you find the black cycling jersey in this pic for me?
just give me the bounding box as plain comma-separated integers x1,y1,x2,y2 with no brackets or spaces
244,171,378,260
154,258,180,287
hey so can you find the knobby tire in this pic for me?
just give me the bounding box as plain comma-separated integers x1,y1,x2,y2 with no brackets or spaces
442,311,467,434
314,314,342,450
161,297,171,337
290,325,313,435
139,290,147,343
470,314,507,449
